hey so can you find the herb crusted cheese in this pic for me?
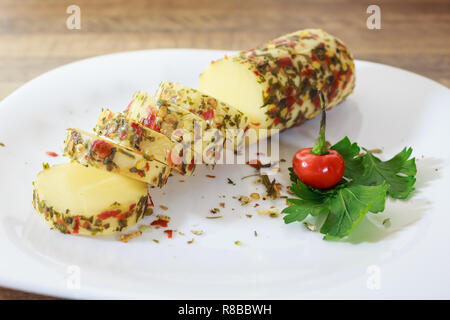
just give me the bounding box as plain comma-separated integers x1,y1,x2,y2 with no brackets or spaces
63,128,171,187
155,82,252,150
94,109,195,175
126,91,226,165
32,163,149,236
198,29,355,130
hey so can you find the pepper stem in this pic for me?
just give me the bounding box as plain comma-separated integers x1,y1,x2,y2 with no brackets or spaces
310,91,329,156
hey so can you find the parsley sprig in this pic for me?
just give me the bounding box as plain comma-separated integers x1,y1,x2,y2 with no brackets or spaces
282,137,417,240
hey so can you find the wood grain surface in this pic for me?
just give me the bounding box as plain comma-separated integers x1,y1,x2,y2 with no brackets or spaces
0,0,449,299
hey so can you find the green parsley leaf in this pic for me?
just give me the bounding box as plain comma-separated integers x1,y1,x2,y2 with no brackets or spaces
330,137,364,179
331,137,416,199
356,147,416,199
283,175,329,223
283,200,329,223
320,183,388,239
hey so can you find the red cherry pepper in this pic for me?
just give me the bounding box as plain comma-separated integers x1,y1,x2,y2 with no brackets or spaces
292,91,345,189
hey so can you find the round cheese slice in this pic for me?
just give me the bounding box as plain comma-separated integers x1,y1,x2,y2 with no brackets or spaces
32,162,149,236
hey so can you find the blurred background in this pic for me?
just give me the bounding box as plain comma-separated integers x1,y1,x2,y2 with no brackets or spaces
0,0,448,299
1,0,449,102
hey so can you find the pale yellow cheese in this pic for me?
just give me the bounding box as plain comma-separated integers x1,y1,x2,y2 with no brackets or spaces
33,163,149,236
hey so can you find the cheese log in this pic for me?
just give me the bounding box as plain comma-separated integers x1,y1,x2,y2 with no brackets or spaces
155,82,252,149
125,91,222,164
63,128,170,187
198,28,355,130
94,109,195,175
32,163,149,236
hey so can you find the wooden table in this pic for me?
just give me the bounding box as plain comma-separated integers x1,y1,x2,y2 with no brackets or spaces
0,0,448,299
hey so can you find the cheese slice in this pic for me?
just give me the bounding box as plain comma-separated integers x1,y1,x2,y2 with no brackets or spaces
125,91,205,140
32,162,149,236
198,29,355,131
125,91,222,165
94,109,195,175
63,128,171,187
155,82,252,150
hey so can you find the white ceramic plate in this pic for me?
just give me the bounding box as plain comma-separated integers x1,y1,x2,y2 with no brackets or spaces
0,49,449,299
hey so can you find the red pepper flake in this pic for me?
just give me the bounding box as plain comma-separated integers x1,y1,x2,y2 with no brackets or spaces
73,216,80,234
206,174,216,178
324,54,331,65
117,211,129,220
82,221,90,229
285,86,294,97
202,109,214,121
301,69,314,77
120,131,128,139
250,122,260,127
129,203,136,211
142,108,161,132
273,117,280,125
98,210,121,220
150,219,168,228
278,57,293,68
164,230,173,239
187,160,195,171
328,83,338,101
45,151,58,157
286,96,296,107
312,93,321,110
243,125,249,133
131,122,145,136
253,70,260,76
145,162,150,172
343,69,353,89
92,140,113,159
148,194,154,207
